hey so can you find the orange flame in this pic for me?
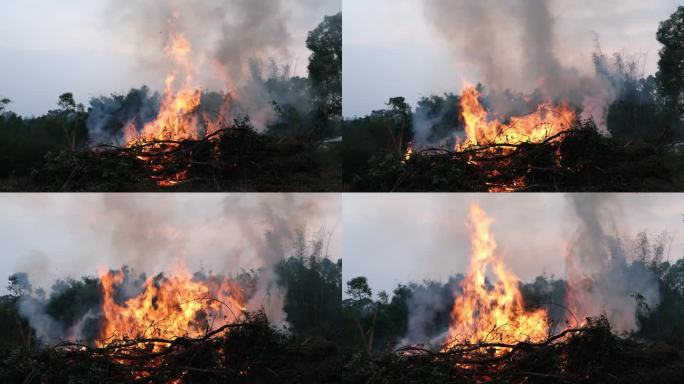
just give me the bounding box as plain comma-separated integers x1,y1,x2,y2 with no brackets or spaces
457,85,576,150
123,20,232,187
97,266,245,348
125,33,203,146
403,142,414,161
444,203,548,351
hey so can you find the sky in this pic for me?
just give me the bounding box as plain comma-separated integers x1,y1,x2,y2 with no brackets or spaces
342,194,684,297
343,0,682,117
0,194,341,294
0,0,340,117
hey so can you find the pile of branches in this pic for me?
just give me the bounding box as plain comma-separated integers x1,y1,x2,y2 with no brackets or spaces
344,317,684,384
353,124,680,192
29,121,340,192
1,311,342,384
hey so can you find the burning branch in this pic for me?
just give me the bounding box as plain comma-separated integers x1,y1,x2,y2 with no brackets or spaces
352,317,664,384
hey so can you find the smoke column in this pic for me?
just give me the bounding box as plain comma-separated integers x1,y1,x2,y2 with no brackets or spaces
564,194,660,332
91,0,339,134
422,0,617,131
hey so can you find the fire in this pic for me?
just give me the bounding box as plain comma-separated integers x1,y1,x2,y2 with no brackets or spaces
457,85,576,150
444,204,548,351
125,33,203,146
562,242,594,329
97,266,245,348
403,142,413,161
123,16,231,187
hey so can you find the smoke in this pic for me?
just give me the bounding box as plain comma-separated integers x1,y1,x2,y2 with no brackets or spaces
422,0,619,131
86,87,161,144
224,194,327,326
92,0,337,134
7,194,339,344
401,277,462,347
565,194,660,332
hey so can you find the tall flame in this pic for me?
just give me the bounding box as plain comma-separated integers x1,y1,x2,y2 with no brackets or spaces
444,204,548,350
457,85,576,150
125,33,203,145
97,266,245,347
123,15,232,187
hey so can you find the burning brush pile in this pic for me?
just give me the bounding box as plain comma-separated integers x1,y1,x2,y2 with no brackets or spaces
29,23,340,192
2,267,341,384
356,85,674,192
344,204,684,384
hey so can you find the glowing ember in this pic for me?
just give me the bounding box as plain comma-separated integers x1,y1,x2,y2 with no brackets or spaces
443,203,548,351
457,85,576,150
403,142,413,161
97,266,245,348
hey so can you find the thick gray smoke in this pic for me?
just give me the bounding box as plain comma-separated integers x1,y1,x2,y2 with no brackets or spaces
93,0,336,134
401,277,462,348
422,0,617,131
565,195,660,332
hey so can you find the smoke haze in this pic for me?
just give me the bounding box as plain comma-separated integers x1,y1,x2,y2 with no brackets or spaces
0,194,340,292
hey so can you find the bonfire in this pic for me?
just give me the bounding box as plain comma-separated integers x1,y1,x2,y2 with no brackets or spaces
119,27,231,187
443,203,549,353
367,203,682,384
57,266,247,382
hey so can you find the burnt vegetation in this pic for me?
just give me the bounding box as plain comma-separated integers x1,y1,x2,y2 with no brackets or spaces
0,238,342,384
342,232,684,384
0,13,342,192
344,7,684,192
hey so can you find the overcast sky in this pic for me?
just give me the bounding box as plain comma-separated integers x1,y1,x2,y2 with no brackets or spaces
0,194,341,294
343,194,684,297
0,0,340,117
343,0,682,117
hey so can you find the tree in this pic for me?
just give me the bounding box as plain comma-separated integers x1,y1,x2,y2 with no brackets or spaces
346,277,372,301
306,13,342,119
0,97,10,114
57,92,85,151
656,6,684,116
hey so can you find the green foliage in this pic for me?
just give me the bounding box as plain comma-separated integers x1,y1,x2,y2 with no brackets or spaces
657,6,684,115
307,12,342,119
32,149,150,192
346,277,372,301
275,235,342,338
0,93,89,179
45,278,100,332
343,98,414,186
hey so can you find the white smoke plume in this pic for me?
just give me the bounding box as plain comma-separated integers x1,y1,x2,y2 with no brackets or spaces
564,194,660,332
